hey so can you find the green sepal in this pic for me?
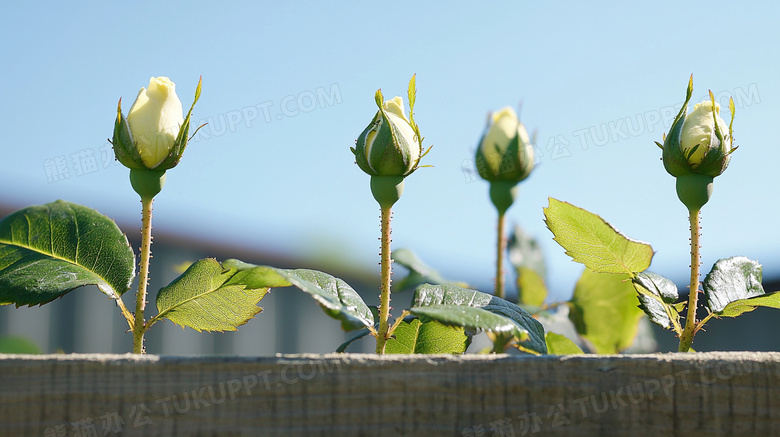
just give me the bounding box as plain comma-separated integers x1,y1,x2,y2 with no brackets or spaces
406,74,423,166
675,173,713,212
489,181,519,215
110,99,146,170
156,76,203,171
661,75,695,178
370,175,405,209
130,168,167,201
692,90,733,178
352,113,378,175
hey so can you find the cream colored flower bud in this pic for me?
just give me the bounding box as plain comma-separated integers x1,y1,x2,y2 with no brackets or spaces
126,77,184,169
476,107,535,183
679,100,731,168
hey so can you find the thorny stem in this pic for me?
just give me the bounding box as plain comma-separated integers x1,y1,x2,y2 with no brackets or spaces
495,211,507,299
375,206,393,354
132,197,154,354
678,208,701,352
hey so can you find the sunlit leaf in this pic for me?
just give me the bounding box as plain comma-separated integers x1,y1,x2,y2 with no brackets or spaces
544,198,653,274
545,332,584,355
568,269,644,354
385,318,469,354
155,258,268,332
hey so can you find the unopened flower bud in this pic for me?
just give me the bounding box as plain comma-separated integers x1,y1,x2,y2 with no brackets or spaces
658,75,737,211
353,96,421,177
351,76,428,208
112,76,202,172
475,107,535,184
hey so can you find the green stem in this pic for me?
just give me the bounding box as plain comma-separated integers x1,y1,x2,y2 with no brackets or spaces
132,197,154,354
375,206,393,354
678,208,701,352
495,211,506,299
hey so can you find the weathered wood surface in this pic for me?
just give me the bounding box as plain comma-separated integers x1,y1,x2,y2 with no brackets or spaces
1,352,778,436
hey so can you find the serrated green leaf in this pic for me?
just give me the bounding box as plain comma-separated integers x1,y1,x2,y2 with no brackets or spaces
704,256,765,314
410,284,546,354
222,259,373,331
385,318,469,354
543,198,653,275
568,269,644,354
516,267,547,308
155,258,268,332
718,292,780,318
545,332,584,355
392,248,467,291
632,272,680,332
0,200,135,306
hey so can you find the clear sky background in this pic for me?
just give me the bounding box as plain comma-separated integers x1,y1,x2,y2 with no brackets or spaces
1,1,778,302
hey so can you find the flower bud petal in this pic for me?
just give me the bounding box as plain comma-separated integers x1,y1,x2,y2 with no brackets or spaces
354,95,421,177
476,107,535,183
126,77,184,169
679,100,730,168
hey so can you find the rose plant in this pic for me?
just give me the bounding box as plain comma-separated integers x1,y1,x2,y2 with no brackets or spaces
0,75,548,356
0,74,775,356
542,76,780,352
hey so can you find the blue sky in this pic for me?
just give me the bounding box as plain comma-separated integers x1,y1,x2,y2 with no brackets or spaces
1,1,779,302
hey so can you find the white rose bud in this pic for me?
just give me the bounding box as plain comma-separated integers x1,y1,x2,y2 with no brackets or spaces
476,107,535,184
351,76,427,208
112,76,202,199
354,95,421,177
679,100,731,168
126,77,184,169
659,76,737,211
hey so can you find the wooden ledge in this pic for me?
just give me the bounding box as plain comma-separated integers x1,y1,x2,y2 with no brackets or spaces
3,352,779,436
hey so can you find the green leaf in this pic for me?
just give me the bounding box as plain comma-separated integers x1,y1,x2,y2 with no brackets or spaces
543,198,653,275
516,267,547,308
222,259,373,331
155,258,269,332
0,201,135,306
409,284,547,354
508,225,548,307
392,248,467,292
632,272,681,332
0,336,41,354
385,318,469,354
717,292,780,318
545,332,584,355
704,257,765,315
568,269,644,354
